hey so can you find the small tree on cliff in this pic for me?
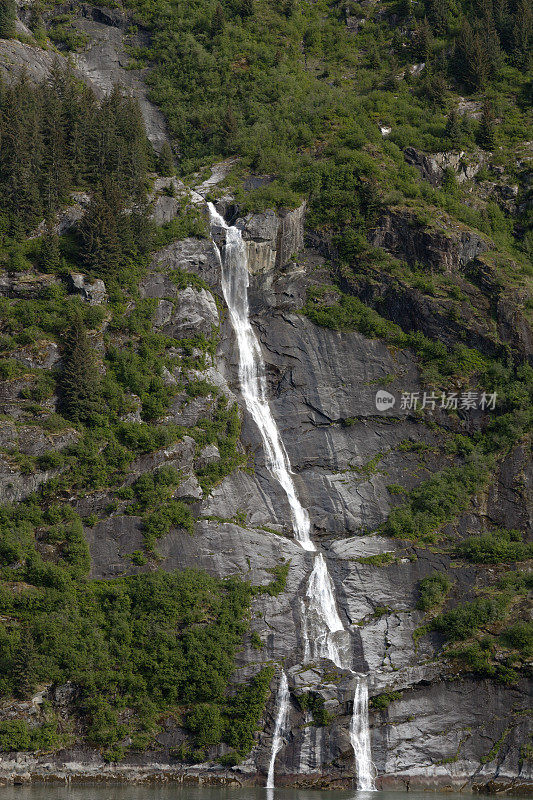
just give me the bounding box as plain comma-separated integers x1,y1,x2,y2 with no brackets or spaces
59,309,102,424
158,141,175,176
0,0,16,39
445,108,462,146
477,100,496,150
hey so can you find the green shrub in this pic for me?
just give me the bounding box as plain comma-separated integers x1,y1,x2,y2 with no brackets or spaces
432,598,508,642
370,690,403,710
187,703,225,747
454,531,533,564
417,572,452,611
500,622,533,657
0,720,66,752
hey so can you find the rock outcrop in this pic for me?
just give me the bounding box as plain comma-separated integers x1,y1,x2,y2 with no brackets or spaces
369,207,488,272
235,203,306,273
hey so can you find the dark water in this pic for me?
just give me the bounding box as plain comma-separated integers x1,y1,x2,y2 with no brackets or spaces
0,788,528,800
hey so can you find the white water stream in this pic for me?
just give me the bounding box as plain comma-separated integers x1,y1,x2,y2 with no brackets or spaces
207,203,374,791
265,671,290,789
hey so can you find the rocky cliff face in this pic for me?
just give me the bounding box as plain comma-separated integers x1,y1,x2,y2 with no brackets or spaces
0,9,531,793
0,203,531,792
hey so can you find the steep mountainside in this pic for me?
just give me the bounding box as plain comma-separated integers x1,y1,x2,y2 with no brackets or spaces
0,0,531,791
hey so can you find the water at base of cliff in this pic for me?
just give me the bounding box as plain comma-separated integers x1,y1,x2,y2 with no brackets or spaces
0,785,525,800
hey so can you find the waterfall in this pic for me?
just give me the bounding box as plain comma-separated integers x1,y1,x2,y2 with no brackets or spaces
207,203,375,790
208,203,315,553
266,671,290,789
350,678,375,790
304,553,345,668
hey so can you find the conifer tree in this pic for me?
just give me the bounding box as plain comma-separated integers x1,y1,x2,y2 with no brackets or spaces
397,0,411,19
158,141,175,176
212,3,225,34
0,0,16,39
477,100,496,149
445,108,462,145
13,629,37,700
59,308,101,424
427,0,450,36
412,17,433,61
39,222,61,272
454,18,488,89
79,178,126,276
510,0,532,68
223,104,239,152
241,0,254,17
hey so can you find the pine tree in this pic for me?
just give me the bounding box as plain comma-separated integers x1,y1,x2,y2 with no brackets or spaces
477,100,496,149
212,3,225,34
39,222,61,272
13,629,37,700
427,0,450,36
59,309,102,423
510,0,532,68
397,0,411,19
223,103,238,152
158,141,175,176
412,17,433,61
0,0,16,38
454,18,488,90
445,108,462,145
39,85,71,214
79,178,125,276
241,0,254,17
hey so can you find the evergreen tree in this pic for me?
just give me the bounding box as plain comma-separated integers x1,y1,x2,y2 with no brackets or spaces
412,17,433,61
13,629,37,700
454,18,488,90
79,178,126,276
445,108,462,145
241,0,254,17
418,69,446,107
397,0,411,19
0,0,16,38
223,103,239,152
212,3,225,34
158,141,175,176
59,309,102,423
477,100,496,149
510,0,532,68
39,222,61,272
427,0,450,36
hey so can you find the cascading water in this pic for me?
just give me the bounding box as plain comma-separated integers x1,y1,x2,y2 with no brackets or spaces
207,203,375,791
208,203,315,553
303,553,345,668
350,678,375,791
266,670,290,789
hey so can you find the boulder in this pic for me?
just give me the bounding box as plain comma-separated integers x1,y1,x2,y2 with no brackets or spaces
68,273,107,305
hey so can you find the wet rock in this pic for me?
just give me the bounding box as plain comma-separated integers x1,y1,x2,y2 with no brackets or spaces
236,203,306,273
32,192,92,238
0,39,84,85
163,287,219,339
70,10,168,149
404,147,485,187
148,238,222,295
